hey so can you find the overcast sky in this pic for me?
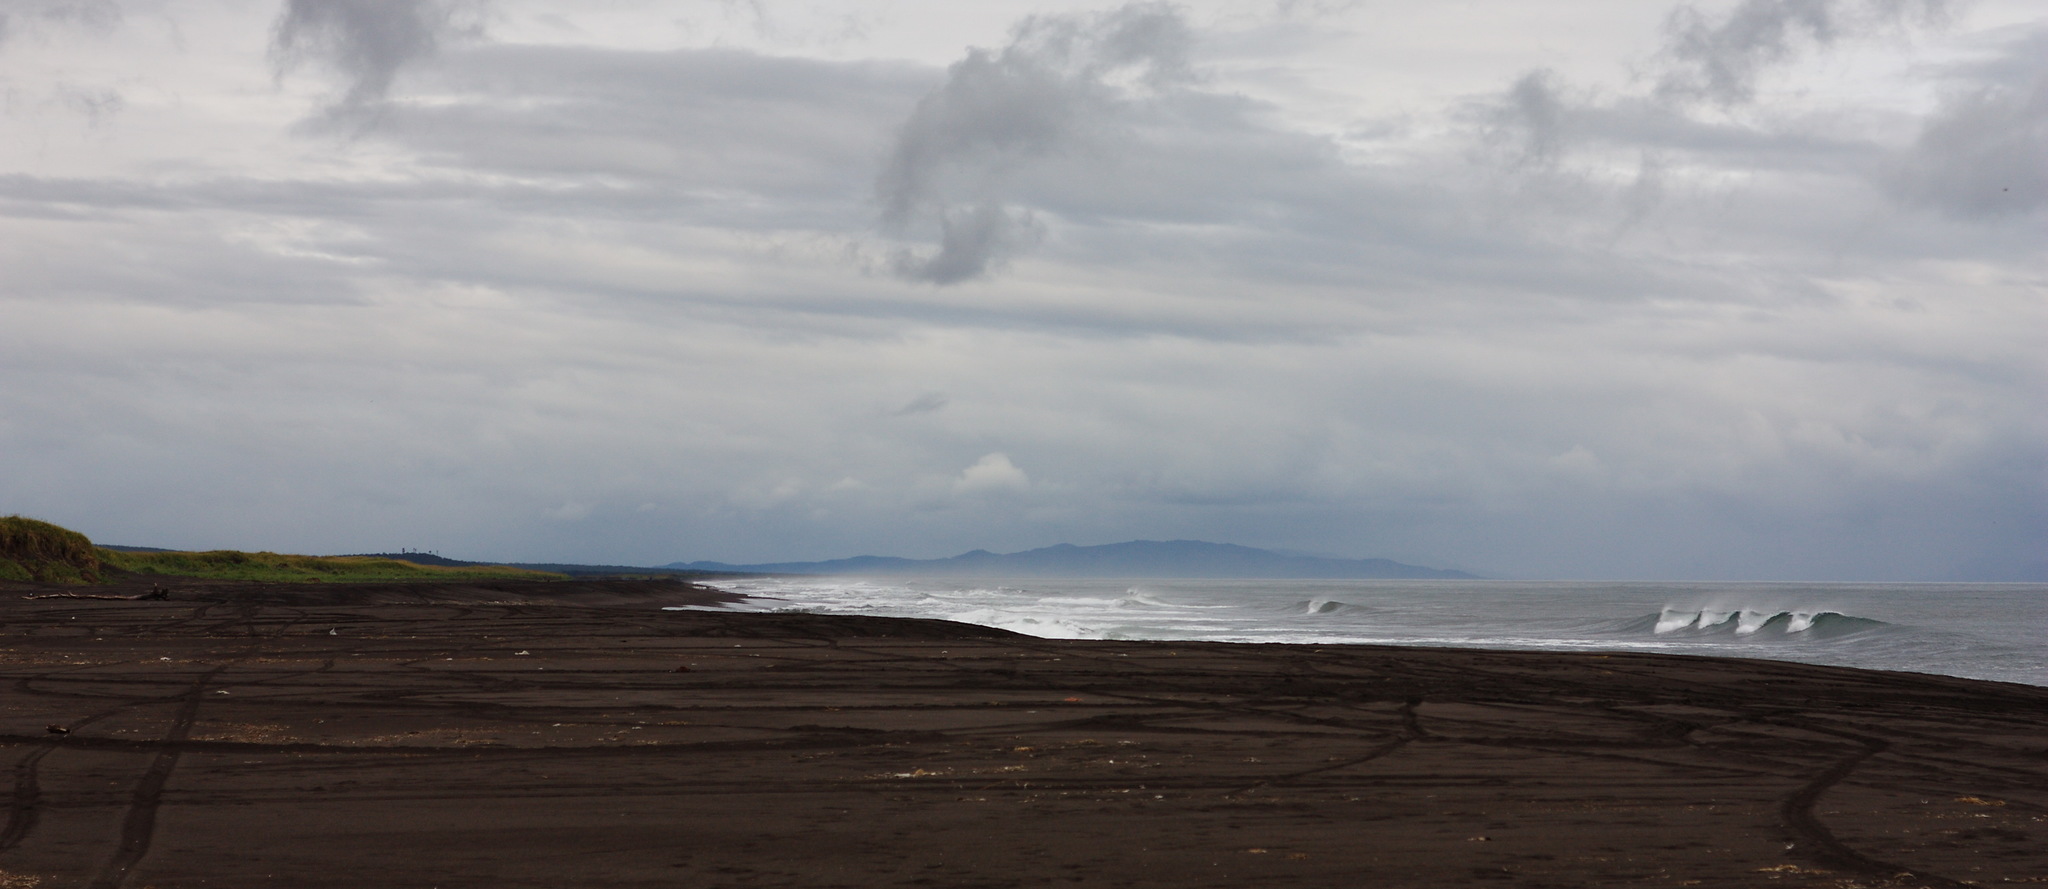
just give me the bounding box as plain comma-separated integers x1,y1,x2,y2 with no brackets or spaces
2,0,2042,580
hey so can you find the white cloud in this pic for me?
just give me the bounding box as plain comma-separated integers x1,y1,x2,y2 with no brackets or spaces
953,453,1031,495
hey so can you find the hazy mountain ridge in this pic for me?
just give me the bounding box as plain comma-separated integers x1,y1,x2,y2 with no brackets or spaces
667,540,1478,579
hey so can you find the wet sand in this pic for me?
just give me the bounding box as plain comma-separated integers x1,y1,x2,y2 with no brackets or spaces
0,579,2043,888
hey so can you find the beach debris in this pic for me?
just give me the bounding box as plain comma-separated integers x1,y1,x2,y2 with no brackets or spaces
515,650,531,656
1955,796,2007,806
44,725,68,735
0,868,45,888
26,591,164,601
1467,836,1491,842
672,665,691,673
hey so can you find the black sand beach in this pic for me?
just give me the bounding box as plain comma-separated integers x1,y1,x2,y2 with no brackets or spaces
1,579,2043,888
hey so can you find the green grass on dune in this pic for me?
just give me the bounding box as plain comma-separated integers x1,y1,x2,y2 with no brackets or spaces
1,515,565,584
0,516,104,583
96,549,567,582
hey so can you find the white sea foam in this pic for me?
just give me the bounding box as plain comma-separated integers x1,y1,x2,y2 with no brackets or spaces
1118,592,1175,608
688,576,2047,687
1654,607,1696,634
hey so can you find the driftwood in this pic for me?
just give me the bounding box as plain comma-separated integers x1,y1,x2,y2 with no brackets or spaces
23,585,170,602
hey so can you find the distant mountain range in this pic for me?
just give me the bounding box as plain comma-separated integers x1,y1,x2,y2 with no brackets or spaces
665,540,1478,580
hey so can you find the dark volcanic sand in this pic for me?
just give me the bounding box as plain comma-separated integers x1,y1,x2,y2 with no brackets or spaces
0,580,2043,889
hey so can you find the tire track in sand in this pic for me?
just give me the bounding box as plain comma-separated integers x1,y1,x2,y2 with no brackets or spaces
82,663,229,889
1769,720,1971,889
87,601,285,889
2,600,232,859
0,703,144,856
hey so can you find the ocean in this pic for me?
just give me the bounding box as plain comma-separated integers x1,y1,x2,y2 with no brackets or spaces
685,577,2048,688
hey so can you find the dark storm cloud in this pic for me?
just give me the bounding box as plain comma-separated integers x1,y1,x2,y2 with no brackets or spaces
876,2,1194,283
271,0,485,122
1887,27,2048,218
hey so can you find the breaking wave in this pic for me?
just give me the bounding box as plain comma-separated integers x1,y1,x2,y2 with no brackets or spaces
1117,591,1178,608
1627,607,1889,640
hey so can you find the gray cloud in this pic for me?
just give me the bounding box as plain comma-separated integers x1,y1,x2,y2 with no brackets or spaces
0,0,122,47
52,82,124,124
893,392,949,416
1476,0,1972,239
2,0,2041,580
272,0,485,123
0,3,128,131
1489,69,1571,169
1655,0,1949,106
382,45,930,203
877,2,1193,283
1489,0,1956,159
1887,28,2048,217
890,201,1045,284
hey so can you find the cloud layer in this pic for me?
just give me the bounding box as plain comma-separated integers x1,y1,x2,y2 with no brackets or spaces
0,0,2040,580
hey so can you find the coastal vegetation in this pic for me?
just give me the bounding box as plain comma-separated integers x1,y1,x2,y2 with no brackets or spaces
1,516,564,583
98,548,566,582
0,516,104,583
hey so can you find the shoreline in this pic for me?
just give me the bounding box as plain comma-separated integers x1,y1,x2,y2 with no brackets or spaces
701,573,2048,690
1,579,2043,887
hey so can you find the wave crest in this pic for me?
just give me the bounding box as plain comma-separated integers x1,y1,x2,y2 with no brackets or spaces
1639,607,1887,640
